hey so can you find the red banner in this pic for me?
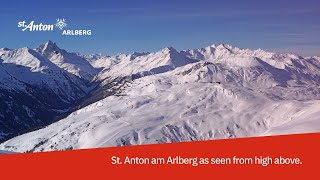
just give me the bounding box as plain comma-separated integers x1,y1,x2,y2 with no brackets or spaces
0,133,319,179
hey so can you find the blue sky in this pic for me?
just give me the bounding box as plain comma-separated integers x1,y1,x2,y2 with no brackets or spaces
0,0,320,56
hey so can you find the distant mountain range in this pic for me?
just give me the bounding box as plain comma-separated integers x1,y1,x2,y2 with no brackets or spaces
0,41,319,152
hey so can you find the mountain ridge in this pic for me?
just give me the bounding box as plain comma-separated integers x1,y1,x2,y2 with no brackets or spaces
0,41,98,142
0,41,319,152
36,41,99,82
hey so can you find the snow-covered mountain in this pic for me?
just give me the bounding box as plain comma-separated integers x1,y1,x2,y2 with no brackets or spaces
81,54,113,69
95,47,196,82
36,40,98,81
0,42,95,142
0,43,319,152
0,150,15,154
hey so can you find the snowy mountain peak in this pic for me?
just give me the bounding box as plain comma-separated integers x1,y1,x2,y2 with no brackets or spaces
0,48,10,56
161,47,178,54
215,43,234,49
311,56,320,61
36,40,62,55
35,41,98,81
130,52,149,57
0,47,10,52
45,40,57,48
127,52,150,61
1,42,320,152
0,47,55,72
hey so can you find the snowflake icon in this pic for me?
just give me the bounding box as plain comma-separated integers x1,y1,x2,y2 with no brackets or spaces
55,18,67,30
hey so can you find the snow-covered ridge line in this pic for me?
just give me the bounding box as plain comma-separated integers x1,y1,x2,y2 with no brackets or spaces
0,41,319,152
0,41,100,142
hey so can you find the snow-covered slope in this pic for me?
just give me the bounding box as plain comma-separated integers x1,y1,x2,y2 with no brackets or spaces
1,44,319,152
36,41,98,81
0,150,16,154
95,47,196,83
0,46,89,99
82,54,113,69
0,44,92,142
83,52,151,69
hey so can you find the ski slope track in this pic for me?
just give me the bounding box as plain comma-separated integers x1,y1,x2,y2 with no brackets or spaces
0,42,319,152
